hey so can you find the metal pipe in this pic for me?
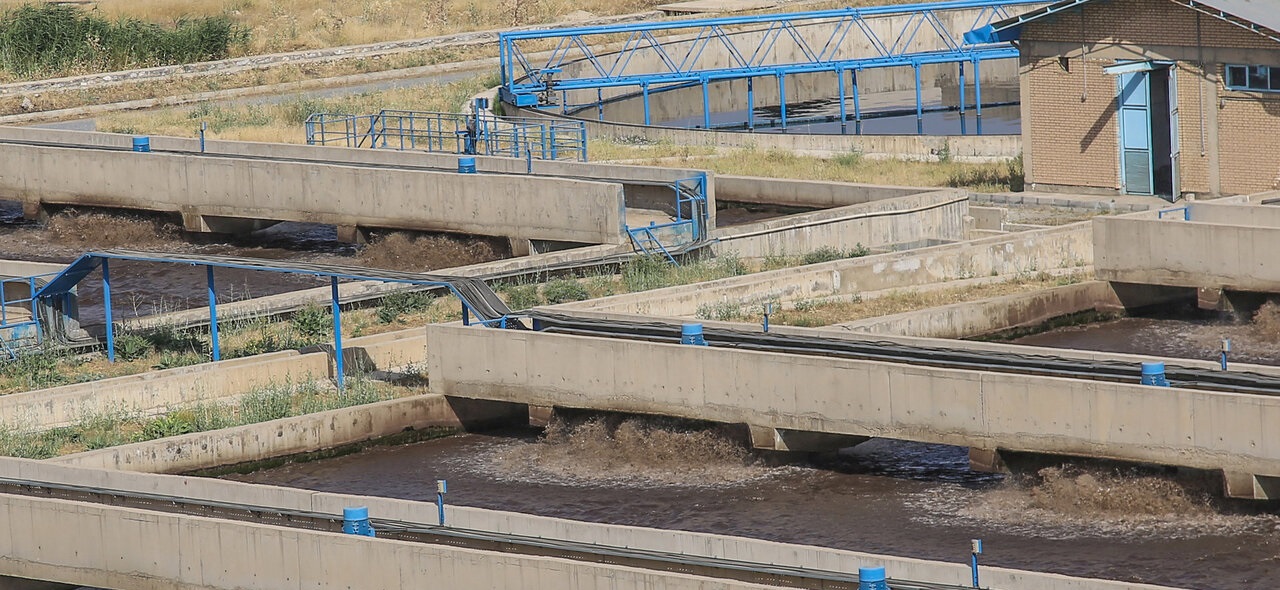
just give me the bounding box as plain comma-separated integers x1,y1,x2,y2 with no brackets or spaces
914,62,923,135
974,58,983,135
959,61,967,135
102,258,115,363
597,89,604,121
778,73,788,130
642,83,652,125
837,68,847,133
331,277,344,390
747,77,755,131
702,78,711,129
207,266,220,362
852,69,862,134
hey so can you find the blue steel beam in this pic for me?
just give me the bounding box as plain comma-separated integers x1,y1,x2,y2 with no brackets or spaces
500,0,1042,101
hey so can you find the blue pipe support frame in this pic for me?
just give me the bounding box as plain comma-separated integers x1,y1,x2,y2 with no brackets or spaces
837,68,847,133
701,78,711,128
914,62,924,135
778,73,788,130
973,57,983,134
642,83,651,125
331,277,345,390
747,77,755,131
207,266,221,362
102,258,114,363
959,61,967,134
498,0,1039,109
852,69,862,133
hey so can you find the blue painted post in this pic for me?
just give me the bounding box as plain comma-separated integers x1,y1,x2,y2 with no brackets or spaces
1140,362,1169,387
561,90,568,115
199,121,207,152
206,266,220,362
28,277,41,345
746,77,755,131
852,69,862,134
1221,338,1231,371
970,539,983,588
436,479,447,525
974,58,983,135
778,73,788,130
102,258,115,363
681,323,707,346
597,89,604,121
462,304,470,326
858,566,888,590
342,507,375,537
959,62,967,135
762,302,773,333
642,83,652,125
837,67,848,134
701,78,711,129
330,277,345,390
550,127,559,160
914,62,923,135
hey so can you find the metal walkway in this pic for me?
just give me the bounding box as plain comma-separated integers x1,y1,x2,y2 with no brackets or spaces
528,310,1280,396
499,0,1045,132
34,250,514,386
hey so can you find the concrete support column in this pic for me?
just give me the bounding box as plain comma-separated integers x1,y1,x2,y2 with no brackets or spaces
1224,471,1280,500
748,425,868,453
336,225,370,245
969,447,1007,473
507,237,533,257
21,200,47,222
181,211,210,233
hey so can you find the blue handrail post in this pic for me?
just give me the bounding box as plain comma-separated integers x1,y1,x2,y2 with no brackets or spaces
436,479,447,525
959,61,968,135
837,67,847,134
331,277,345,390
974,57,983,134
207,265,221,362
778,72,788,130
102,258,115,363
914,61,924,135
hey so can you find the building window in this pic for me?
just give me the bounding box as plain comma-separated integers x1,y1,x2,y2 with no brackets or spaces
1225,64,1280,91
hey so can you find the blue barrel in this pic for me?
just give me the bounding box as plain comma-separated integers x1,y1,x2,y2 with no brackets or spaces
681,323,707,346
457,156,477,174
131,136,151,152
1140,361,1169,387
858,566,888,590
341,506,375,537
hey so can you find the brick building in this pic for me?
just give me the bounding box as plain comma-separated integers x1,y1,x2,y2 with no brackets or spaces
969,0,1280,198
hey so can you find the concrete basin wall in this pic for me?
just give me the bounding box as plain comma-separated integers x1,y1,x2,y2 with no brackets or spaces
0,141,627,244
715,176,925,208
0,329,427,430
711,190,968,259
50,395,480,474
1094,213,1280,290
427,323,1280,480
0,458,1177,590
832,280,1113,339
564,222,1093,316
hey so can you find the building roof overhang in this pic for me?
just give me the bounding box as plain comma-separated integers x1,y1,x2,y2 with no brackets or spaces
963,0,1280,46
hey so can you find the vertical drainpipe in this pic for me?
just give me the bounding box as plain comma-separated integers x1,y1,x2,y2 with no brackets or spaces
959,61,968,136
837,67,848,134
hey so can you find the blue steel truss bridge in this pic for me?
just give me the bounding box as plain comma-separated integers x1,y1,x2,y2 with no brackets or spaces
498,0,1046,134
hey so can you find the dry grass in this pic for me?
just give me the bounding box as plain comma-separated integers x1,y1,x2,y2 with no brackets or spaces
97,73,497,142
1,46,477,116
597,144,1022,191
90,0,672,54
724,272,1087,327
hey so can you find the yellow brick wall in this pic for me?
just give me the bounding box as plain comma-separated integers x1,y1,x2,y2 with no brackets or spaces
1025,56,1118,189
1022,0,1280,194
1021,0,1275,50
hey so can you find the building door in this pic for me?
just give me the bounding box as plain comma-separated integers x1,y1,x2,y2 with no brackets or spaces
1114,64,1177,199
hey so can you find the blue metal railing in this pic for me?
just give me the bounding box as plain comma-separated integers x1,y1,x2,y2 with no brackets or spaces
304,109,588,162
627,225,679,264
1157,206,1191,220
0,273,56,358
623,173,709,264
499,0,1044,106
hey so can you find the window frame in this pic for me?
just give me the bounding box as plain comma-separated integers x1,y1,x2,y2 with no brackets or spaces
1225,64,1280,92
